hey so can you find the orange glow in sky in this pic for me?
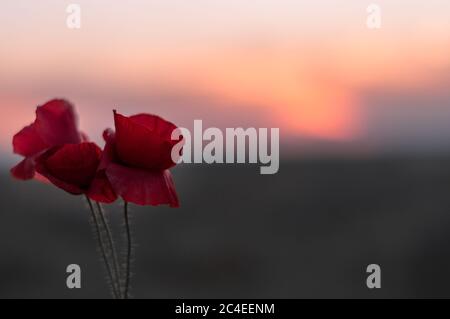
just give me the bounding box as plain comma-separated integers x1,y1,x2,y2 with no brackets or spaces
1,1,450,159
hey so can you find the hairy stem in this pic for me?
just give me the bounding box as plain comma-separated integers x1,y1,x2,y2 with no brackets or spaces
96,202,122,299
85,196,118,299
123,201,132,299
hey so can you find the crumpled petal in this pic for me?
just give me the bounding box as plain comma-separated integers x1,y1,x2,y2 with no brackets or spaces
106,163,179,207
113,111,179,171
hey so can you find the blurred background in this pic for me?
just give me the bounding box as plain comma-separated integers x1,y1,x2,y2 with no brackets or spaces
1,0,450,298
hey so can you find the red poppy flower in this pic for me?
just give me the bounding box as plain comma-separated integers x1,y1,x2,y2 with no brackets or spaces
100,111,182,207
11,99,117,203
11,99,83,180
34,142,117,203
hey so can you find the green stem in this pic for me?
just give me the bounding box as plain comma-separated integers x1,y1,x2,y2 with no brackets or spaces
96,201,122,299
123,201,132,299
85,196,118,299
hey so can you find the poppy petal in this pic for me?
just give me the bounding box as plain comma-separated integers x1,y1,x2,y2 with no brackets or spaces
106,163,179,207
35,99,82,146
113,111,178,170
129,113,177,140
98,129,116,170
10,157,36,180
87,171,118,204
35,143,102,195
12,124,48,157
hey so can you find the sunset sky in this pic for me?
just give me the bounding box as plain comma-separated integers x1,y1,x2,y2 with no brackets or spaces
1,0,450,162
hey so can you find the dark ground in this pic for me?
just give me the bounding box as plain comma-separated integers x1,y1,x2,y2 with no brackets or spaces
1,158,450,299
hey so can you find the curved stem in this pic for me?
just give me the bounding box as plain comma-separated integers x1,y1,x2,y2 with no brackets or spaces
85,196,118,299
123,201,132,299
96,201,122,299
